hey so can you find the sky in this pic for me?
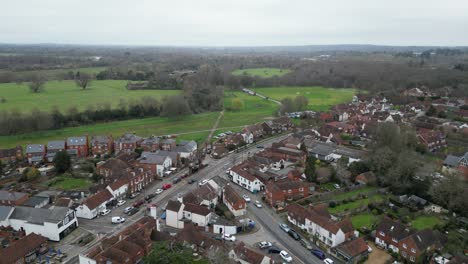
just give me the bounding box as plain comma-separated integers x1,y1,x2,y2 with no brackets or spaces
1,0,468,46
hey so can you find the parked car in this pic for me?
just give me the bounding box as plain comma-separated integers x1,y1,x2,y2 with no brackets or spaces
162,183,172,190
279,223,290,233
223,234,236,242
164,171,172,177
129,193,138,199
127,207,139,216
324,258,334,264
172,177,182,184
117,200,126,206
311,249,326,260
254,200,262,208
100,209,111,216
123,207,133,214
133,199,144,208
111,216,125,224
256,145,264,148
155,188,163,195
145,194,156,202
280,250,292,263
268,247,282,254
188,179,197,184
242,194,251,202
199,179,208,186
258,241,272,249
300,238,313,250
333,184,340,189
288,229,300,240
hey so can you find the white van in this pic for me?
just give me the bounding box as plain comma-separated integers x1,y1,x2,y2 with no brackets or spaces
111,216,125,224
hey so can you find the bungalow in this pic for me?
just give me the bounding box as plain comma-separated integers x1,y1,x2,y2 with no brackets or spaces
398,229,446,263
137,151,172,177
46,140,66,162
66,136,89,158
25,144,46,164
375,217,413,253
165,200,212,229
75,189,113,219
114,133,143,154
307,142,335,161
229,242,272,264
91,135,114,156
266,180,311,208
0,146,22,163
223,185,246,217
334,238,370,264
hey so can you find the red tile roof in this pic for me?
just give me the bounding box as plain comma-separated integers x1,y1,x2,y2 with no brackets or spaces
335,237,368,257
223,185,245,209
0,233,47,264
83,189,113,210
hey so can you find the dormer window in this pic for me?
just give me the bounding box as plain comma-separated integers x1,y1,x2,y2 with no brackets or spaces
379,231,385,236
392,238,397,243
411,248,416,253
403,243,407,249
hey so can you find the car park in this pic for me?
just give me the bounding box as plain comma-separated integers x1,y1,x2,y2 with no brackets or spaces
279,223,290,232
111,216,125,224
223,234,236,241
155,188,163,194
268,247,282,254
127,207,139,216
311,249,326,260
324,258,334,264
117,200,126,206
162,183,172,190
199,179,208,186
280,250,292,263
254,200,262,208
242,194,251,202
258,241,272,249
124,207,133,214
100,209,111,216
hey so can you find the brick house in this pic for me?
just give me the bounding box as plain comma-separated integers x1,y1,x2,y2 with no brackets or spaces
140,136,160,152
91,135,114,156
334,237,370,264
136,152,172,177
265,180,311,207
126,167,154,195
416,129,447,152
25,144,46,164
375,217,413,253
256,146,306,165
261,121,281,136
46,140,66,162
398,229,446,263
0,146,22,163
223,185,246,217
160,138,176,151
0,233,48,264
97,158,132,182
241,124,264,143
66,136,89,158
224,133,245,148
114,133,143,154
0,190,29,206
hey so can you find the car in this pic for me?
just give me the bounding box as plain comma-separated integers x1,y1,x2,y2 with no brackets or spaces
288,229,300,240
188,179,197,184
242,194,251,202
300,238,313,250
223,234,236,242
164,171,172,177
218,133,226,137
100,209,111,216
162,183,172,190
258,241,272,249
324,258,334,264
129,193,138,199
117,200,126,206
124,207,133,214
268,247,282,254
155,188,163,195
333,184,340,189
199,179,208,186
133,199,144,208
145,194,156,202
256,145,264,148
279,223,290,233
111,216,125,224
254,200,262,208
214,236,223,241
127,207,139,216
172,177,182,184
311,249,326,260
280,250,292,263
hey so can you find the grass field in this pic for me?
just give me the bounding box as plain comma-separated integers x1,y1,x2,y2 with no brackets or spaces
0,80,179,113
411,216,443,230
253,86,358,111
351,213,379,230
0,67,106,80
333,187,377,200
48,175,92,190
232,68,291,78
329,194,385,214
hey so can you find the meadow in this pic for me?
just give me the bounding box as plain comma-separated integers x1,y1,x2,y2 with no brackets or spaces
231,68,291,78
0,80,179,113
254,86,358,111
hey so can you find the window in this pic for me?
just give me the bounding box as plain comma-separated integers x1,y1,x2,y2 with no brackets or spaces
328,231,332,238
403,243,407,249
379,231,385,236
392,237,398,243
410,256,415,262
288,189,292,193
299,187,304,191
411,248,416,253
402,251,407,258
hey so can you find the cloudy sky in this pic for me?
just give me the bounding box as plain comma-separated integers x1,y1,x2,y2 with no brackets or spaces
1,0,467,46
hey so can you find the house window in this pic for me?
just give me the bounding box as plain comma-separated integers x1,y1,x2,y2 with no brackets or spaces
403,243,407,249
379,231,385,236
392,237,397,243
328,231,332,238
402,251,407,258
410,256,415,262
288,189,292,193
299,187,304,191
411,248,416,253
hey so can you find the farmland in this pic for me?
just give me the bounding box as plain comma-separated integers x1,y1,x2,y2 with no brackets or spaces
254,86,358,111
0,80,179,113
231,68,291,78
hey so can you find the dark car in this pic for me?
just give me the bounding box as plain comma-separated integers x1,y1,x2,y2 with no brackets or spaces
133,199,144,208
256,145,264,148
172,177,181,184
188,179,196,184
288,229,300,240
145,193,156,201
311,249,326,260
268,247,282,254
127,207,139,216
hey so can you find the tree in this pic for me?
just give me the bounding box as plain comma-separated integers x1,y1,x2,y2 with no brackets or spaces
294,95,309,111
426,105,437,116
144,241,195,264
75,72,92,90
21,167,40,181
0,160,4,174
28,74,46,93
230,97,244,111
304,157,317,182
161,95,192,118
53,150,71,173
280,97,295,113
431,174,468,216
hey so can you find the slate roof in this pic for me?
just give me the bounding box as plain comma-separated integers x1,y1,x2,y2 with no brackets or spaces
23,196,49,207
308,143,335,156
116,133,142,144
0,191,28,202
9,206,71,224
138,152,169,164
67,136,87,146
175,140,197,152
183,203,211,216
141,136,160,145
0,206,13,221
166,200,182,212
25,144,44,154
0,233,47,264
47,140,65,150
91,135,112,145
443,155,460,167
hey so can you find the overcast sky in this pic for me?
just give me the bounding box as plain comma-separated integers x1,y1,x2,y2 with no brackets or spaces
1,0,467,46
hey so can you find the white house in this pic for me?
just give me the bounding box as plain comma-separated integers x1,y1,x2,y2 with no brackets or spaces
0,206,78,241
75,190,113,219
175,140,197,158
165,200,212,229
229,165,264,193
241,132,254,144
106,179,129,199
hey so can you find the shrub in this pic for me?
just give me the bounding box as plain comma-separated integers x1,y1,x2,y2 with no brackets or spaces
329,201,337,208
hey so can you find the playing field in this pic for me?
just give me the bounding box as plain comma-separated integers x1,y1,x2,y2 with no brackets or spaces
253,86,358,111
231,68,291,78
0,80,180,113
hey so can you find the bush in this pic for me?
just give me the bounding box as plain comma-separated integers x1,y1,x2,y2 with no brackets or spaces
329,201,337,208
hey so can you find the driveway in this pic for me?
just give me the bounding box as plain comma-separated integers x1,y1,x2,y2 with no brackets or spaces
365,242,392,264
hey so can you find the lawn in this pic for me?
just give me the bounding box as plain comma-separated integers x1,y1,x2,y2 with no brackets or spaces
0,80,179,113
328,194,385,214
411,216,443,230
48,175,92,190
231,68,291,78
253,86,358,111
0,112,219,148
333,187,377,200
351,213,379,230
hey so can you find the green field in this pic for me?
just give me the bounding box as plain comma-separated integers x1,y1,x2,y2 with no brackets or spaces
0,67,106,80
48,175,92,190
351,213,379,230
253,86,358,111
411,216,443,230
232,68,291,78
0,80,179,113
329,194,385,214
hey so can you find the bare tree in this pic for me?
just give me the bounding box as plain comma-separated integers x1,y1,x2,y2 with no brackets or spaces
28,74,46,93
75,72,92,90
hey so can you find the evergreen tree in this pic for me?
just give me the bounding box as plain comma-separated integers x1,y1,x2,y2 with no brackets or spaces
53,150,71,173
304,157,317,182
